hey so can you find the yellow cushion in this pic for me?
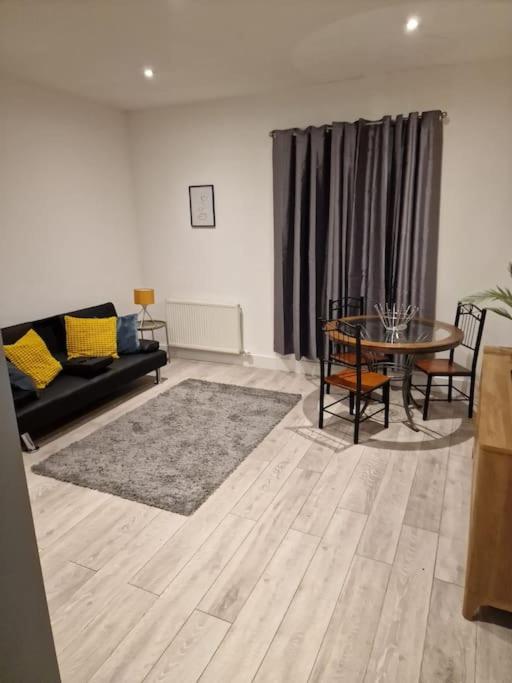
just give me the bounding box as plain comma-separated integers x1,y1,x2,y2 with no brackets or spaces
4,329,62,389
65,315,118,360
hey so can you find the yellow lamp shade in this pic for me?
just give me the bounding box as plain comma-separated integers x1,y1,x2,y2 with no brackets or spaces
134,288,155,306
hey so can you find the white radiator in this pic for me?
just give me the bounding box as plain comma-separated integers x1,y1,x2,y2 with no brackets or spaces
166,300,243,354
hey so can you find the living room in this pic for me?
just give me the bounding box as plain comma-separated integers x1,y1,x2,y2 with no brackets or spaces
1,1,512,681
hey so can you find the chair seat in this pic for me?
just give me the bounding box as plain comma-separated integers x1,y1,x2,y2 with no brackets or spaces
325,369,390,393
415,358,471,376
331,350,388,366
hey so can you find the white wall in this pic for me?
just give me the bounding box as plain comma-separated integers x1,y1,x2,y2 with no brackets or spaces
129,58,512,365
0,74,142,326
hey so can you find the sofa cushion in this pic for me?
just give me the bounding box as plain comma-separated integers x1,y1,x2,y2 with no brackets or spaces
4,329,63,389
65,315,118,360
117,314,140,354
7,360,39,407
7,360,37,392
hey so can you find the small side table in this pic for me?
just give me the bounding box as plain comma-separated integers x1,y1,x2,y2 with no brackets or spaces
137,319,170,362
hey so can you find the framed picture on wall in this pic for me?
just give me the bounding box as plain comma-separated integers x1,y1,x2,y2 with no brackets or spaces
189,185,216,228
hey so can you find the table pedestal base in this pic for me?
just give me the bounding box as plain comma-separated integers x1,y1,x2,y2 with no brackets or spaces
372,355,419,431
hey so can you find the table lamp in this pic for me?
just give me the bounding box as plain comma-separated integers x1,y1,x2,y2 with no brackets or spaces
134,288,155,326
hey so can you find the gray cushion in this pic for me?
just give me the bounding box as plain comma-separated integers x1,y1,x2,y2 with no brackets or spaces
7,360,37,392
117,314,140,354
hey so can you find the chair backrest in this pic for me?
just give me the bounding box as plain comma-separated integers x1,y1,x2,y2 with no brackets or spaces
335,319,364,393
328,296,365,320
451,302,487,371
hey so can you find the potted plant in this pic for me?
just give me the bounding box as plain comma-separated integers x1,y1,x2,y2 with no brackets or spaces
465,262,512,320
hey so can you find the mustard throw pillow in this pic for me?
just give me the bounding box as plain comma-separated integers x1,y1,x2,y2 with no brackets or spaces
4,329,62,389
65,315,118,359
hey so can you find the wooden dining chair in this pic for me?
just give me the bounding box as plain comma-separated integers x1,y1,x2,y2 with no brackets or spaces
319,321,390,444
414,303,487,420
326,296,365,372
325,297,388,393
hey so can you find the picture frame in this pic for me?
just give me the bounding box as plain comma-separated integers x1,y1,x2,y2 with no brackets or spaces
189,184,216,228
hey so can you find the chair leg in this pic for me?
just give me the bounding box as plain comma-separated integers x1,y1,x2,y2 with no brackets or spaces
423,376,432,421
448,376,453,402
354,393,361,444
349,391,354,415
468,373,476,418
384,383,390,428
326,361,332,394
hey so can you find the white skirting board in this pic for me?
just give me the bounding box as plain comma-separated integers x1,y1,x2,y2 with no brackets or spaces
165,344,319,375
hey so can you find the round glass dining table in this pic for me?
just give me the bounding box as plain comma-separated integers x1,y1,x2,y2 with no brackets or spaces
325,315,464,428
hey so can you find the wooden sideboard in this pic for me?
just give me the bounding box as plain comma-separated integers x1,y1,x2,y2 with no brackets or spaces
463,346,512,620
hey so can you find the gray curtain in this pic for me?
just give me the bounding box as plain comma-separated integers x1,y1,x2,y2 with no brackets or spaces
273,110,443,359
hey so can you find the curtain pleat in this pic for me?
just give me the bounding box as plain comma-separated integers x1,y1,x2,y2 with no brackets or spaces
273,110,443,359
272,131,295,355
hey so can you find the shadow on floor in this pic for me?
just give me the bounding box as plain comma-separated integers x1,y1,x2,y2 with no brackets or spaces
286,384,473,453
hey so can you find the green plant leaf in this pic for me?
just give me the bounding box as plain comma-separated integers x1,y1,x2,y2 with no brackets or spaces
463,262,512,317
487,306,512,320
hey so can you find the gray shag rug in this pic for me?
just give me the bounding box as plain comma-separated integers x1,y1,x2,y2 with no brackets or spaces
32,379,301,515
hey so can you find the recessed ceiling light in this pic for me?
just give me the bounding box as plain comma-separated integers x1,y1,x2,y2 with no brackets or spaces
143,67,154,79
405,16,420,32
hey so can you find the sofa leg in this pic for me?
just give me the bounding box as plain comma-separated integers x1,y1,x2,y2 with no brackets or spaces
155,368,161,385
21,433,39,452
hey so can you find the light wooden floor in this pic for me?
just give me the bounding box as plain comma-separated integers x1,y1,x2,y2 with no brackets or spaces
24,359,512,682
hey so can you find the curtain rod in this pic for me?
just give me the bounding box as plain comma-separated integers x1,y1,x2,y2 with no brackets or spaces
268,111,448,137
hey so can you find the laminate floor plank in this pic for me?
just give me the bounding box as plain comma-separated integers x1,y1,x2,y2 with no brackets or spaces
58,584,156,683
131,455,269,594
403,447,449,532
200,529,319,683
43,496,159,570
51,510,184,654
32,482,107,549
232,423,312,520
449,418,475,459
357,452,418,564
435,534,467,586
297,435,338,473
91,514,253,683
309,555,390,683
144,610,230,683
338,449,389,514
293,449,362,537
198,468,319,622
364,525,437,682
255,509,366,682
440,452,473,541
420,579,476,683
40,558,95,614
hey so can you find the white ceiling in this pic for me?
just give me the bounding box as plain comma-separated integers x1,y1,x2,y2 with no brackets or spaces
1,0,511,110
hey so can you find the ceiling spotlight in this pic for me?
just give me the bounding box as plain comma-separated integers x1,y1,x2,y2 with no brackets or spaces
143,67,154,79
405,16,420,32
